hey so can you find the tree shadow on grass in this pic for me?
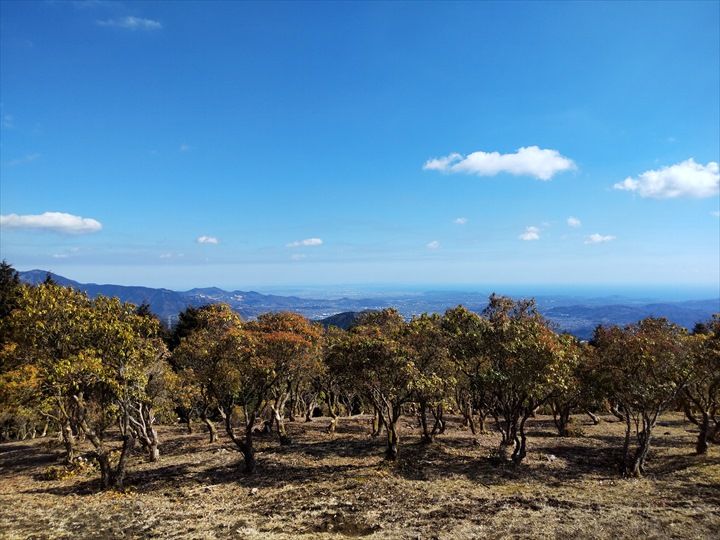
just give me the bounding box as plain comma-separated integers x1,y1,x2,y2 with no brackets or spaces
0,442,60,475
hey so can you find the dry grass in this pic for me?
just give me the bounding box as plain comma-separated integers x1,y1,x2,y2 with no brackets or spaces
1,412,718,539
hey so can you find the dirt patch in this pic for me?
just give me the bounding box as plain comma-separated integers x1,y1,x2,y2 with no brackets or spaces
0,413,718,539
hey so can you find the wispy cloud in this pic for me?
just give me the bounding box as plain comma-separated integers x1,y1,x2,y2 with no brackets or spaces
286,238,323,248
426,240,441,249
1,114,14,129
519,226,540,241
291,253,307,261
711,211,720,218
5,153,41,167
567,216,581,228
423,146,576,181
179,143,191,152
584,233,615,244
0,212,102,234
197,235,219,245
454,217,468,225
97,16,162,30
614,159,719,199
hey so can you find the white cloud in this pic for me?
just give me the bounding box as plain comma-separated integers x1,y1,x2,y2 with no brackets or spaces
2,114,14,129
5,153,41,166
0,212,102,234
426,240,441,249
423,146,576,181
712,211,720,218
519,226,540,241
584,233,616,244
290,253,307,261
454,217,468,225
613,159,719,199
179,144,191,152
97,16,162,30
52,253,69,259
567,216,581,228
286,238,323,248
197,235,219,244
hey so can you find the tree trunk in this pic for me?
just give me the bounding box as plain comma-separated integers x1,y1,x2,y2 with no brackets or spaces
477,409,486,434
304,401,315,422
631,429,651,477
288,387,297,422
463,402,476,434
241,423,256,474
271,402,292,445
111,433,136,489
326,399,338,434
97,451,112,489
586,410,600,425
147,426,160,462
222,406,257,474
610,404,626,422
385,413,400,460
201,410,217,443
76,398,136,490
371,406,382,437
177,407,193,434
552,402,571,437
433,403,446,435
696,412,710,455
512,412,531,464
61,421,76,464
419,401,432,444
620,410,632,476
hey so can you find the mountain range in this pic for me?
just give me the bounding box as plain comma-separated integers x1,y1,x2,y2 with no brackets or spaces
19,270,719,339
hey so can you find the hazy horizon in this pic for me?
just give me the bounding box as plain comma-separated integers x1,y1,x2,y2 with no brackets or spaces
16,265,720,303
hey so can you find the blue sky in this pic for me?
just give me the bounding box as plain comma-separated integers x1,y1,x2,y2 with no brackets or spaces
1,1,719,292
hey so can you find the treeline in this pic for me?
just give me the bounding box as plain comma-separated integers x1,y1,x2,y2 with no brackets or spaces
0,261,718,490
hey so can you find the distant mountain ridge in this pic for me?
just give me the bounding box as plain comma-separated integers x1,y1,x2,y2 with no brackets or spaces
18,270,719,338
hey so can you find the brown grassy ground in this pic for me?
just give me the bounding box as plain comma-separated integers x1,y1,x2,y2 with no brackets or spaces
1,412,718,539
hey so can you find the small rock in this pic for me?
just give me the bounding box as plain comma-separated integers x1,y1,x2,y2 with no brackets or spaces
249,487,259,496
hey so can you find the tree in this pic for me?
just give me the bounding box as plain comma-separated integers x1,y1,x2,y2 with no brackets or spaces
70,295,169,486
442,306,491,436
405,314,454,443
321,326,366,432
0,260,22,322
6,283,168,488
340,309,415,459
547,337,590,437
682,316,720,454
167,304,212,350
4,283,96,462
172,304,242,443
175,305,316,473
594,318,691,477
245,312,322,445
480,295,574,464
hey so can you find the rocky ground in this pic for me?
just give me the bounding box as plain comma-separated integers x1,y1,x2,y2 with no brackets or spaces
1,412,718,539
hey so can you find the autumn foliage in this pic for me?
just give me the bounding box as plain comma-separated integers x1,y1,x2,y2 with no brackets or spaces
0,262,717,489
